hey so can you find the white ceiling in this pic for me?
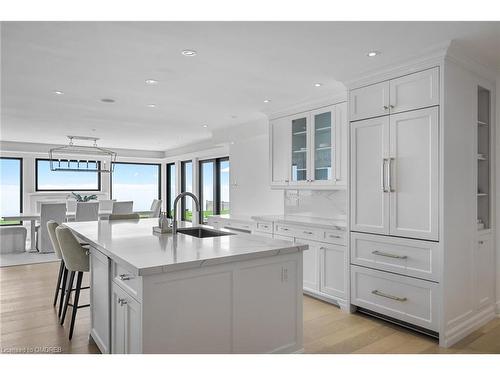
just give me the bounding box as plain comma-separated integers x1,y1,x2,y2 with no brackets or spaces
1,21,499,151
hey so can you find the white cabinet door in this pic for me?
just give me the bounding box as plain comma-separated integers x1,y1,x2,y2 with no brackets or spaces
309,105,335,186
389,107,439,240
350,116,390,234
335,102,348,186
350,81,390,121
235,259,300,353
389,67,439,114
112,283,142,354
474,235,494,310
270,116,291,186
297,240,320,292
90,248,110,354
290,112,311,185
319,243,347,300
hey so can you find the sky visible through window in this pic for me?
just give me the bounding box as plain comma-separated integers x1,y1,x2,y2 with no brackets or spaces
36,159,99,190
112,163,160,211
0,158,22,221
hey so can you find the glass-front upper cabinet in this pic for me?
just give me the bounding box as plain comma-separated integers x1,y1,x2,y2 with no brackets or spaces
290,113,310,183
311,105,336,184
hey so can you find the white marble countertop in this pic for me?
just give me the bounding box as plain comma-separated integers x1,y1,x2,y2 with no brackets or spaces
64,218,307,276
251,215,347,231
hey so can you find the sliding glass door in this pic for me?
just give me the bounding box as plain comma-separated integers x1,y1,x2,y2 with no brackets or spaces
181,160,193,221
0,157,22,225
198,157,230,223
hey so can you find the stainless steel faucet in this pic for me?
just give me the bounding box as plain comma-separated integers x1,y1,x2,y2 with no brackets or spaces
172,192,200,235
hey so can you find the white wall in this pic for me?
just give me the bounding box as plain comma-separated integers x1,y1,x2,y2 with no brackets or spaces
229,131,283,216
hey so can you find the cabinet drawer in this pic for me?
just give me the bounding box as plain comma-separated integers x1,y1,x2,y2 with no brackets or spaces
255,221,273,233
350,232,439,282
112,262,142,301
224,221,254,232
274,224,296,237
351,265,439,331
323,230,346,245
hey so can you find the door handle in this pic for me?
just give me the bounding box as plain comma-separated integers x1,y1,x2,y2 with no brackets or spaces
388,157,395,192
381,159,389,192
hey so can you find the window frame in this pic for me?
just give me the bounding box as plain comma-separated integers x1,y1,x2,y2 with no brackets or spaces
198,156,229,223
166,162,176,218
110,161,162,205
0,157,23,226
180,160,193,221
35,158,101,192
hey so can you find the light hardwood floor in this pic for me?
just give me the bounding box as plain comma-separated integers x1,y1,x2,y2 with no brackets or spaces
1,262,499,354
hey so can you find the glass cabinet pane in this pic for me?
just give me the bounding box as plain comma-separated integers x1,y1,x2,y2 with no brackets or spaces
314,111,332,181
291,117,308,182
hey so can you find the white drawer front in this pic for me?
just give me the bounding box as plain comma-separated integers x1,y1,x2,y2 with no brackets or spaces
275,223,324,242
224,221,254,232
255,221,273,234
323,230,346,245
350,232,439,282
351,265,439,331
113,262,143,301
275,224,296,237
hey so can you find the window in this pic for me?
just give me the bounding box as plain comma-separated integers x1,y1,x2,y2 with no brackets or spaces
199,157,230,223
36,158,100,191
111,162,161,211
181,160,193,221
166,163,176,218
0,157,23,225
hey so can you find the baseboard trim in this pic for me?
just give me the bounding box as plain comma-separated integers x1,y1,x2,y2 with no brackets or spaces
303,289,349,312
496,301,500,316
442,305,496,347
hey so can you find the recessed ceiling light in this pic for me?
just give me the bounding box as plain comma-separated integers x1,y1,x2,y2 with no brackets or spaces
263,99,271,103
314,83,322,87
53,90,64,95
145,79,158,85
182,49,197,56
367,51,380,57
202,124,208,128
147,104,156,108
101,98,115,103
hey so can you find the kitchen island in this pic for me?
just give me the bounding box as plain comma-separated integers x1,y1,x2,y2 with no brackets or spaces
64,218,307,354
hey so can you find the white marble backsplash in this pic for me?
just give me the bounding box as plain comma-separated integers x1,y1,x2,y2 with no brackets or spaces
284,190,347,220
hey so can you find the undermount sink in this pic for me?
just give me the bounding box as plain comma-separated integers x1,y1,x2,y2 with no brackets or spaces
176,227,234,238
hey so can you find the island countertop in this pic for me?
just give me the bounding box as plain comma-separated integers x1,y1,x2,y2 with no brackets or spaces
64,218,307,276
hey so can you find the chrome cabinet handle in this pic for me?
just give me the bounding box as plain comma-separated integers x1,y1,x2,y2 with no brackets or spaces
383,105,389,110
372,250,408,259
303,231,313,235
119,274,133,281
118,298,128,306
329,234,341,239
281,228,289,231
381,158,389,192
372,289,407,302
389,104,395,109
478,240,484,245
388,157,395,192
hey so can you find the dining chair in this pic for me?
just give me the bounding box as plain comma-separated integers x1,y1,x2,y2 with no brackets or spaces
75,202,99,222
56,226,90,340
36,203,66,253
98,199,115,212
112,201,133,214
149,199,162,218
66,199,77,213
109,213,140,220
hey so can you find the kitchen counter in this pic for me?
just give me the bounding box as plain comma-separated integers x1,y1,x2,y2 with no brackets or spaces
251,214,347,231
64,218,307,276
66,217,306,354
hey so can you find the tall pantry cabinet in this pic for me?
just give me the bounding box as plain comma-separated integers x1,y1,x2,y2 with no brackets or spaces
348,54,496,347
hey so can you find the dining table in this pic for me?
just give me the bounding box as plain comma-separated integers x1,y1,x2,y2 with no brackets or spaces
1,210,154,252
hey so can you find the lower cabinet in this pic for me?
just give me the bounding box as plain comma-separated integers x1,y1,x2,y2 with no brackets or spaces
89,248,110,354
474,234,495,311
296,238,348,307
111,282,142,354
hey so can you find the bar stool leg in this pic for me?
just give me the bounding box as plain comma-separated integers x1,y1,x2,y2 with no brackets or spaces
60,271,75,325
58,267,68,318
53,261,64,306
69,271,83,340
